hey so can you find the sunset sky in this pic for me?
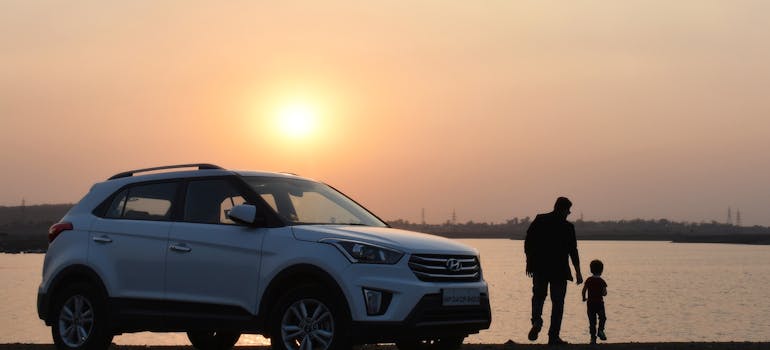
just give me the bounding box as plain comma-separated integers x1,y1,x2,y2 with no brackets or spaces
2,1,769,225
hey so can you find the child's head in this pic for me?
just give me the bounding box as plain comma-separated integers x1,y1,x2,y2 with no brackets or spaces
590,259,604,275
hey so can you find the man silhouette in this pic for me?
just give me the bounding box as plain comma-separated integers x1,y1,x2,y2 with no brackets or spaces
525,197,583,345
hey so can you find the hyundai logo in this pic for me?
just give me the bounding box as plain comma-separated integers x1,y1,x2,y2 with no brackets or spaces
446,259,462,272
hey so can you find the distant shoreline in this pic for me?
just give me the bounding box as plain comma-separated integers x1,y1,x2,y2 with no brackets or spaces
3,203,770,254
2,343,770,350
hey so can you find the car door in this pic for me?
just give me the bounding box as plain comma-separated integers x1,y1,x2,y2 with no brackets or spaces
89,181,180,300
165,177,266,313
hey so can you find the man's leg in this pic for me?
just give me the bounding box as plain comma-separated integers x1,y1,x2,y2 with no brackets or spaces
529,274,548,341
547,278,568,341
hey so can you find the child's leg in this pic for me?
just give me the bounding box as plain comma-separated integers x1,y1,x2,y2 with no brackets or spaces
587,305,597,338
598,303,607,332
596,302,607,341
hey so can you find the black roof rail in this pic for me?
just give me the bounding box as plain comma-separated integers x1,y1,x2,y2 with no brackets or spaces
108,163,224,180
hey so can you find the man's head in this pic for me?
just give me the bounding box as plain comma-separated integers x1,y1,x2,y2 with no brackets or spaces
553,196,572,219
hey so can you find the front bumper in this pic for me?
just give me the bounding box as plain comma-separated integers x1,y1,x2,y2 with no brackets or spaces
348,293,491,343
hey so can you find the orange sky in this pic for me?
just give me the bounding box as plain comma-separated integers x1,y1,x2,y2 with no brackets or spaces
2,1,770,225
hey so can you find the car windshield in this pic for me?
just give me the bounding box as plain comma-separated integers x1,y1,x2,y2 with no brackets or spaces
244,176,387,227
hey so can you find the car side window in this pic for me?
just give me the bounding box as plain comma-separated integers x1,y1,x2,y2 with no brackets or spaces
259,193,278,212
105,182,179,220
184,179,247,225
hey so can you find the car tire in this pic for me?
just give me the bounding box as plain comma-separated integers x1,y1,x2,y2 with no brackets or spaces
396,336,465,350
187,331,241,350
51,283,113,350
270,285,350,350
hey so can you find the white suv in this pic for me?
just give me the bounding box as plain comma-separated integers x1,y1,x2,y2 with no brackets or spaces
38,164,491,350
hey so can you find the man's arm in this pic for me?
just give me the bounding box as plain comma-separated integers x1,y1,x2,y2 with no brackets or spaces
568,223,583,284
524,216,540,277
524,216,539,256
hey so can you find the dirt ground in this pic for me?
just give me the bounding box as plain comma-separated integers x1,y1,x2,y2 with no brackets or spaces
2,343,769,350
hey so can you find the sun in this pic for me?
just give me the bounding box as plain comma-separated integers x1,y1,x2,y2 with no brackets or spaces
277,102,317,138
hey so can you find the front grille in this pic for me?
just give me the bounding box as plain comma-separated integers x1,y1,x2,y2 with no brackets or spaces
408,254,481,282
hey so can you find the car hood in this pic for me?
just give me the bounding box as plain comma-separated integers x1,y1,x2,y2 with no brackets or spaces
291,225,478,255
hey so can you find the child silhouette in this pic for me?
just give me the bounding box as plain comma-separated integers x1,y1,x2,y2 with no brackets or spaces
582,259,607,344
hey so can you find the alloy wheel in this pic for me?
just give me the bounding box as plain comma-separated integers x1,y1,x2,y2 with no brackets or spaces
280,298,335,350
57,295,95,348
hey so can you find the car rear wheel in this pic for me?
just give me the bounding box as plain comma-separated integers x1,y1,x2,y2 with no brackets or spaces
51,283,113,350
187,331,241,350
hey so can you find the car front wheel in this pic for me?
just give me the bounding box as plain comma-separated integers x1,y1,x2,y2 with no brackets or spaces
270,285,349,350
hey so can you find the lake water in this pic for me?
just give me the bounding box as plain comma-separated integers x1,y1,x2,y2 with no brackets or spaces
2,240,770,345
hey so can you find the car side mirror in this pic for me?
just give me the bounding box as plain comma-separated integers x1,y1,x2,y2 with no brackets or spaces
228,204,265,226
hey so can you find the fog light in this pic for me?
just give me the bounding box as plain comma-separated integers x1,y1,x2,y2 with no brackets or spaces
363,288,392,316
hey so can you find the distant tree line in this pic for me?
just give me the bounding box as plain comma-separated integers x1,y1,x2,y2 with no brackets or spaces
388,217,770,244
0,204,73,253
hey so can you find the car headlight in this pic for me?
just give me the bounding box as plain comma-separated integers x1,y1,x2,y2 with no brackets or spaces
323,239,404,264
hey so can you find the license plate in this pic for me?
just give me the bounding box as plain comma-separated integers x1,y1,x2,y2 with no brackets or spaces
442,288,480,306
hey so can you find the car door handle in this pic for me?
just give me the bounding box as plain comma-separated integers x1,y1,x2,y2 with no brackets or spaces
92,235,113,244
169,243,192,253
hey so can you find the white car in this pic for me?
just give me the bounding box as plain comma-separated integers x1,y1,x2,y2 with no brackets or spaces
37,164,491,350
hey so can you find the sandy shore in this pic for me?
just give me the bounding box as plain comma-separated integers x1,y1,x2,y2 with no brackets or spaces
2,343,769,350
